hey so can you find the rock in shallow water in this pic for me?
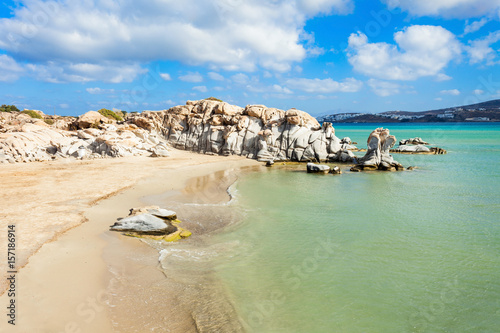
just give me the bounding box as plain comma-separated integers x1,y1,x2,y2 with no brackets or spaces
110,206,191,242
307,162,330,174
110,214,177,235
329,166,342,174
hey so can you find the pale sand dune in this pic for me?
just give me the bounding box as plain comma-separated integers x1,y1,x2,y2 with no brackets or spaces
0,149,260,332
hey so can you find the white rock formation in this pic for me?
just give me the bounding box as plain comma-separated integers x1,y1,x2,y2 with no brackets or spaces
352,128,404,171
0,100,358,164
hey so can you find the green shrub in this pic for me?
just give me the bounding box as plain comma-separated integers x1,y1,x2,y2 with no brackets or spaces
0,104,20,112
22,110,43,119
98,108,124,121
204,97,223,102
44,118,55,125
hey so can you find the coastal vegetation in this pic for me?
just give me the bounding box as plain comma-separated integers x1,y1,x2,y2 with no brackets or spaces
204,97,223,102
0,104,20,113
97,108,124,121
21,110,42,119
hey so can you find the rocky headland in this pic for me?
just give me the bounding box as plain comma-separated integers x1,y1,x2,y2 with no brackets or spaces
0,99,358,164
391,137,447,154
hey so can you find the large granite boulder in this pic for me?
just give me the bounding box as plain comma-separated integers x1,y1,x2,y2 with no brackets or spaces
352,128,404,171
75,111,112,129
307,162,330,174
122,99,356,164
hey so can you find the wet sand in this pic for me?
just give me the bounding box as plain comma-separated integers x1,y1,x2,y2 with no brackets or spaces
0,149,261,332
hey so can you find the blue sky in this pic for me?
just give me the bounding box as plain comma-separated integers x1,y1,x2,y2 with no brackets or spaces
1,0,500,117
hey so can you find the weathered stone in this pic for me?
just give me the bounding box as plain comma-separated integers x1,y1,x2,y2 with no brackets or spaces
307,162,330,174
399,137,429,145
355,128,403,171
110,206,191,242
329,166,342,174
110,214,177,235
76,111,111,129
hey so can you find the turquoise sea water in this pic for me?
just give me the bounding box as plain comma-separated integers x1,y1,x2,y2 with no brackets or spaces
213,123,500,332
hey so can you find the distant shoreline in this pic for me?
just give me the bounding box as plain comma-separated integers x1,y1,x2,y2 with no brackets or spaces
320,121,500,125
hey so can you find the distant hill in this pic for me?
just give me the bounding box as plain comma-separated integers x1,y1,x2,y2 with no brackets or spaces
318,99,500,123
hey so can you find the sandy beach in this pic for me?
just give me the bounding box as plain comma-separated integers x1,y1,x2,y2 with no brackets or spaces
0,149,261,332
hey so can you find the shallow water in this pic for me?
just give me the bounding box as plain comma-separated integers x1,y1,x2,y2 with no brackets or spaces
212,123,500,332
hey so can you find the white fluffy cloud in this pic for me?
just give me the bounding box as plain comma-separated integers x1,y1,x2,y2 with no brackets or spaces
208,72,225,81
440,89,461,95
383,0,500,18
285,77,362,93
466,31,500,65
347,25,461,81
0,55,24,81
231,73,250,85
463,18,489,35
86,87,115,94
0,0,353,83
27,61,146,83
160,73,172,81
179,72,203,83
193,86,208,93
367,79,401,96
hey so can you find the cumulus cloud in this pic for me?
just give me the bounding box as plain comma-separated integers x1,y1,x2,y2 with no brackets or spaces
435,73,452,81
463,18,490,35
179,72,203,83
367,79,401,96
86,87,115,94
208,72,224,81
193,85,208,93
160,73,172,81
466,30,500,65
0,0,353,83
231,73,250,85
347,25,461,81
27,61,146,83
383,0,500,18
285,77,362,93
247,83,293,94
272,84,293,94
440,89,461,95
0,54,24,82
473,89,484,95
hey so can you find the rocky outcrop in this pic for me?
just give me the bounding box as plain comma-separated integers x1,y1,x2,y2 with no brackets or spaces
1,99,358,164
126,100,357,163
392,144,431,153
351,128,404,171
391,145,447,154
110,206,192,242
391,140,447,154
0,117,171,163
74,111,114,129
399,137,429,145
